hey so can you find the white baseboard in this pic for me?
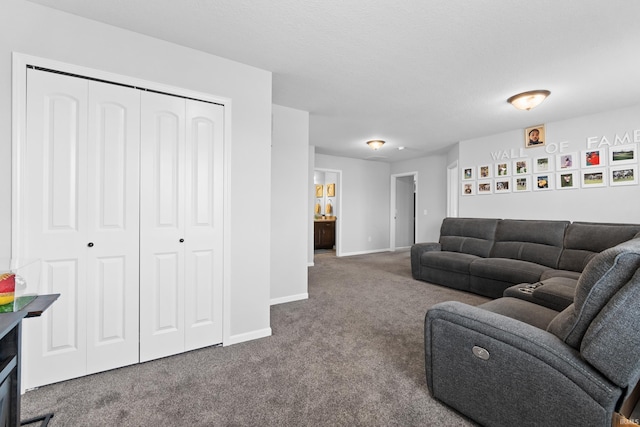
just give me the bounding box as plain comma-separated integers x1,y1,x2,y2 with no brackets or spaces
225,327,272,346
339,248,391,257
270,293,309,306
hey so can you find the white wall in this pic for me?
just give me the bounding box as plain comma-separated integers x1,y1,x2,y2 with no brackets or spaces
1,0,272,343
457,104,640,223
271,105,309,304
391,155,448,243
314,154,391,255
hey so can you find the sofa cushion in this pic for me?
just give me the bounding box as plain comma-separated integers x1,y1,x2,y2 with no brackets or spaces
421,251,479,274
439,217,499,258
469,258,549,285
547,238,640,349
491,219,568,269
479,297,559,330
559,222,640,272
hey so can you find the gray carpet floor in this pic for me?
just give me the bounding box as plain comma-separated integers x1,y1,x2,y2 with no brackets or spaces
21,249,489,426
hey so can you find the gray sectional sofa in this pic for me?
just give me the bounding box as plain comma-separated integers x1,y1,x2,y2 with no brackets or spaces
411,218,640,304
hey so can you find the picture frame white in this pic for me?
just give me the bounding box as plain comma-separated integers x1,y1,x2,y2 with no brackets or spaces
609,144,637,166
494,162,510,177
513,176,532,192
461,181,476,195
478,165,492,179
581,148,606,168
477,180,493,195
513,159,529,175
533,173,554,191
581,169,607,188
556,152,578,170
494,179,511,193
610,165,638,186
533,155,554,173
462,166,474,181
556,171,578,190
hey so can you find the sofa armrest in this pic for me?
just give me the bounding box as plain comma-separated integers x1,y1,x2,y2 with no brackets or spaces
425,301,621,426
410,242,441,279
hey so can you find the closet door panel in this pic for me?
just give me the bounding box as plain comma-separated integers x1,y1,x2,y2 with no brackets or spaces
21,69,89,389
86,81,140,374
140,91,186,362
184,100,224,350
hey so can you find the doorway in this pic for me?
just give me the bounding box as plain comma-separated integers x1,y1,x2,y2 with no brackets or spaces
313,169,342,257
390,172,417,250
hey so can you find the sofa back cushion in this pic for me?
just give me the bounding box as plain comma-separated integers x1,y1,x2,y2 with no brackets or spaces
439,218,499,258
547,238,640,350
490,219,568,268
558,222,640,272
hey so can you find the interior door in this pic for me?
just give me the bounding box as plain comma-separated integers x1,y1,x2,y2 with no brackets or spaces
184,99,224,350
139,91,187,362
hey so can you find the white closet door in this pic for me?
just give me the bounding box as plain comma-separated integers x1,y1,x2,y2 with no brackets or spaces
22,69,90,388
139,91,186,362
184,100,224,350
85,81,141,374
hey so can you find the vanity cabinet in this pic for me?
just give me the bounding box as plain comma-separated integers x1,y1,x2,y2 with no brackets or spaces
314,220,336,250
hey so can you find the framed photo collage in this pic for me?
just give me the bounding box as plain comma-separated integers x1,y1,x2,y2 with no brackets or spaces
461,144,638,196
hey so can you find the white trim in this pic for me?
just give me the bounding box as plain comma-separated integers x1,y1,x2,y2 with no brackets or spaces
224,327,272,346
389,172,418,251
339,248,391,257
270,293,309,306
447,160,459,217
313,168,343,256
12,52,233,346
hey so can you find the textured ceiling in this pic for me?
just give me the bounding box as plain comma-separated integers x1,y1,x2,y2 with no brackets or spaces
26,0,640,162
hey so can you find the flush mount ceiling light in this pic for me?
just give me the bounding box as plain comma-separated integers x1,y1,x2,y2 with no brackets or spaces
507,90,551,111
366,140,385,150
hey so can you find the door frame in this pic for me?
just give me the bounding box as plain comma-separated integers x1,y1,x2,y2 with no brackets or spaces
390,172,418,251
447,160,459,217
11,52,233,344
313,168,342,256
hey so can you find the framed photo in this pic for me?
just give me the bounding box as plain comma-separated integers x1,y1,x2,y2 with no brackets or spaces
494,162,510,177
477,180,493,195
478,165,492,179
581,169,607,188
513,176,532,192
557,152,577,170
525,124,546,148
610,165,638,186
461,182,476,196
326,183,335,197
533,156,554,173
581,149,606,168
533,173,554,191
609,144,637,165
315,184,323,197
556,171,578,190
462,167,474,181
494,179,511,193
513,159,529,175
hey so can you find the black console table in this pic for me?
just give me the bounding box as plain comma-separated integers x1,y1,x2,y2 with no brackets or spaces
0,294,59,427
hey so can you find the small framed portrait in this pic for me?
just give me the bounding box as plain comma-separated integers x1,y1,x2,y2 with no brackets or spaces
609,144,637,165
494,179,511,193
513,176,532,192
477,180,493,195
461,182,476,196
494,162,510,177
462,167,474,181
581,149,606,168
525,124,546,148
557,152,577,170
556,171,578,190
478,165,492,179
513,159,529,175
610,165,638,186
581,169,607,188
533,156,554,173
315,184,323,197
326,183,335,197
533,174,554,191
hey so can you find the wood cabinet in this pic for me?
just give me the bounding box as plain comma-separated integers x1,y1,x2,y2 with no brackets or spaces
314,220,336,250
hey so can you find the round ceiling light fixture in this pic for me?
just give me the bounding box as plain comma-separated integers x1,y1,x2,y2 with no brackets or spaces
507,90,551,111
366,140,385,150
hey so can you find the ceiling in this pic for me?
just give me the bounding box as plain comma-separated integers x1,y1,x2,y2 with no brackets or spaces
27,0,640,162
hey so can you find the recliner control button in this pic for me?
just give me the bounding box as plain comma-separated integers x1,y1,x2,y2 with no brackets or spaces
472,346,490,360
